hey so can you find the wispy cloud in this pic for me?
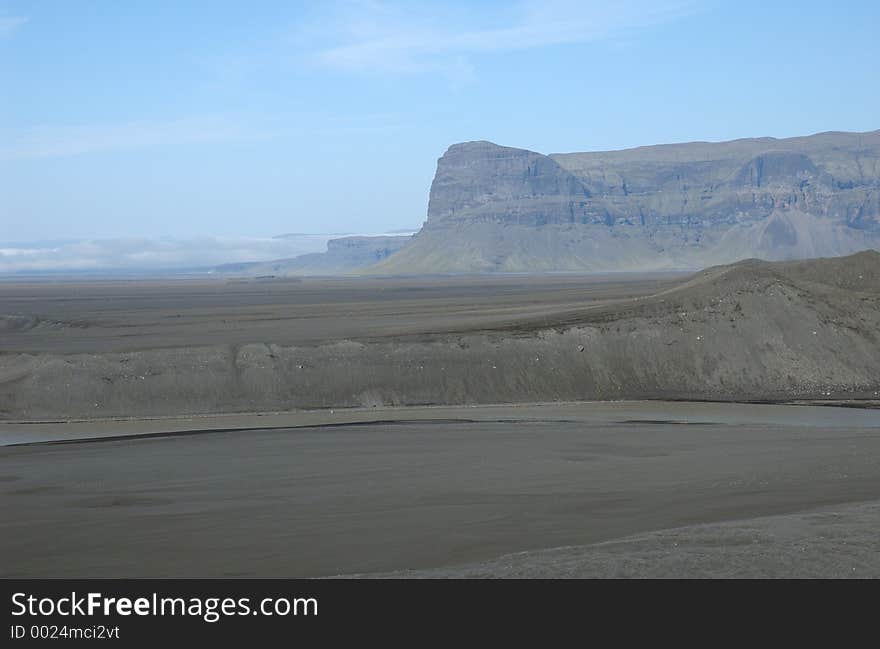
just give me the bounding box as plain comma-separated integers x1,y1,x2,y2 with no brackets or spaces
308,0,700,79
0,14,27,37
0,112,409,161
0,117,258,161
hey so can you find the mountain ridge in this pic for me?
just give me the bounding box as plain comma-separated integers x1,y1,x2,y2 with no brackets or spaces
373,129,880,274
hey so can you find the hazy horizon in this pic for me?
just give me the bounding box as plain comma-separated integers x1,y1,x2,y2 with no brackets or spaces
0,230,420,274
2,0,879,272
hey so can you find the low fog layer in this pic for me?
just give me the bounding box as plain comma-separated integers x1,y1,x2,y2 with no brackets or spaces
0,233,415,274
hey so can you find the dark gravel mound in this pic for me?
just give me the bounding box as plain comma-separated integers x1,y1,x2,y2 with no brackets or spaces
1,252,878,419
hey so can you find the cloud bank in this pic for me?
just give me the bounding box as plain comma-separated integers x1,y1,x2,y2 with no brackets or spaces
0,235,340,274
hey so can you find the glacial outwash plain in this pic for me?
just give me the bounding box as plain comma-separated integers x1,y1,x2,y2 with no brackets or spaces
2,252,879,419
2,250,879,578
2,130,880,579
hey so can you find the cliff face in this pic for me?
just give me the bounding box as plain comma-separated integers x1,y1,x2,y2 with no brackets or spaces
426,141,592,227
375,130,880,273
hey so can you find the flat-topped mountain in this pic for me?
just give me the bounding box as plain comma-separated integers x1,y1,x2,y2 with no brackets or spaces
215,235,412,277
375,130,880,273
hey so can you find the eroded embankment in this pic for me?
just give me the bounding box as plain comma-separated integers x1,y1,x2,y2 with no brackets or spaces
1,252,879,420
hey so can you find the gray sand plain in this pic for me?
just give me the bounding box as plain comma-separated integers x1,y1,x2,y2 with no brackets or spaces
2,256,879,577
0,272,681,355
365,500,880,578
2,402,879,578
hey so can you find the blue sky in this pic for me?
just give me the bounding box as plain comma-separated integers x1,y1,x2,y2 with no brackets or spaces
1,0,879,251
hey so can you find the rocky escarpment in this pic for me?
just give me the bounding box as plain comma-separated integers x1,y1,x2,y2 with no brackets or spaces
424,141,592,227
375,130,880,273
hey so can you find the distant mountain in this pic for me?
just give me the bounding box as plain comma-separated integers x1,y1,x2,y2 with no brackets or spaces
215,235,412,277
374,130,880,273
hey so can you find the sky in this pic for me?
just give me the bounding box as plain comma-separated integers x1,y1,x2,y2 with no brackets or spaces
1,0,879,270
